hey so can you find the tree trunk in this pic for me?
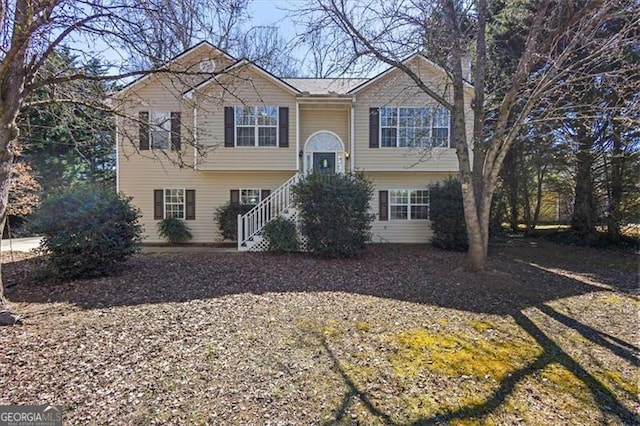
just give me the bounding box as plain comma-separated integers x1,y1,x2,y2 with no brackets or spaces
571,123,598,240
502,148,520,232
607,117,623,241
0,122,19,325
531,165,546,231
445,0,488,271
0,2,29,323
521,167,532,234
471,0,487,211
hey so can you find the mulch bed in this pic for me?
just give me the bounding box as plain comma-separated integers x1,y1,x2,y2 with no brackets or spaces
1,240,638,425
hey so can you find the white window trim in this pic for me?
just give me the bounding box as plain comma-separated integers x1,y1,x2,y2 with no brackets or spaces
150,111,172,151
389,189,430,221
164,188,186,219
379,107,450,149
234,106,279,148
239,188,262,205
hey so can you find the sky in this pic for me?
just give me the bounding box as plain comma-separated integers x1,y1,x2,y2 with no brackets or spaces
68,0,307,76
248,0,300,36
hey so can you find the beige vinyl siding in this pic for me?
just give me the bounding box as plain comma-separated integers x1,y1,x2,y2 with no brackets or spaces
354,58,473,172
299,105,350,152
115,48,235,176
366,172,454,243
194,67,297,171
117,75,197,183
118,167,294,243
118,45,235,99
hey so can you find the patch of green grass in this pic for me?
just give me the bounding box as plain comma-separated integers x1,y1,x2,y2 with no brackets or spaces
319,320,344,337
391,328,542,381
599,293,640,307
356,321,372,332
601,369,640,398
539,362,593,404
470,320,496,332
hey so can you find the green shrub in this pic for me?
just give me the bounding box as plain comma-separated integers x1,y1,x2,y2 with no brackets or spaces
293,172,374,258
430,177,468,251
262,217,299,252
214,203,253,241
30,185,142,281
157,217,192,244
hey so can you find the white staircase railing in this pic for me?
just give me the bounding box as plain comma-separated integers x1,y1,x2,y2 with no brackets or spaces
238,174,301,251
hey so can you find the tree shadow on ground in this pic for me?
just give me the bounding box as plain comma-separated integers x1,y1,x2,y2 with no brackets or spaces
314,306,638,425
6,241,636,316
407,309,638,424
5,241,639,424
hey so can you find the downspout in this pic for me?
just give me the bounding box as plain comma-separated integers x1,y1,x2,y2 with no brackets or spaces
350,96,356,171
193,99,198,169
115,115,120,192
296,101,300,173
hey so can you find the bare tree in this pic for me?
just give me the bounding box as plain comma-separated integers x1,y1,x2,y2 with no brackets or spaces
235,26,300,77
118,0,300,76
296,0,638,270
118,0,250,69
0,0,218,325
298,26,358,77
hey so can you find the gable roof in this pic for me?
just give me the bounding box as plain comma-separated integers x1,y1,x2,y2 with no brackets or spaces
283,78,369,95
184,58,301,97
116,41,236,94
347,53,473,94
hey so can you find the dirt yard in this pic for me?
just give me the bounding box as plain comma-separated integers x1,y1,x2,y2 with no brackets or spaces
1,240,638,425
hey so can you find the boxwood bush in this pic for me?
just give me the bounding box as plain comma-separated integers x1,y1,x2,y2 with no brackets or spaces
262,217,299,252
214,202,253,241
30,186,142,281
430,177,468,251
157,217,192,244
293,172,374,258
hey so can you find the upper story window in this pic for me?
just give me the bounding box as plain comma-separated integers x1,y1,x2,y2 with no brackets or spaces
138,111,181,151
150,111,171,150
235,106,278,147
224,106,288,149
380,107,450,148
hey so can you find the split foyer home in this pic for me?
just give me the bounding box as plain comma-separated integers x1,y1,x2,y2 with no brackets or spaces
114,41,474,250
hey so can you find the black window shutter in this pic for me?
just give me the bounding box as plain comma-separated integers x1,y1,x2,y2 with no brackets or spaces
278,107,289,147
379,190,388,221
369,108,379,148
186,190,196,220
230,189,240,205
154,189,164,219
261,189,272,220
448,110,456,148
171,112,182,151
224,107,235,147
139,111,150,150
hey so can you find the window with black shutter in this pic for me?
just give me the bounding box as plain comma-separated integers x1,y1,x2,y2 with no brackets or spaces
139,111,150,150
379,190,388,221
185,189,196,220
171,112,182,151
369,108,379,148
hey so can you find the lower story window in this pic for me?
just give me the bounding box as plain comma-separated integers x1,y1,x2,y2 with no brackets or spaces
240,188,261,205
389,189,429,220
165,188,185,219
